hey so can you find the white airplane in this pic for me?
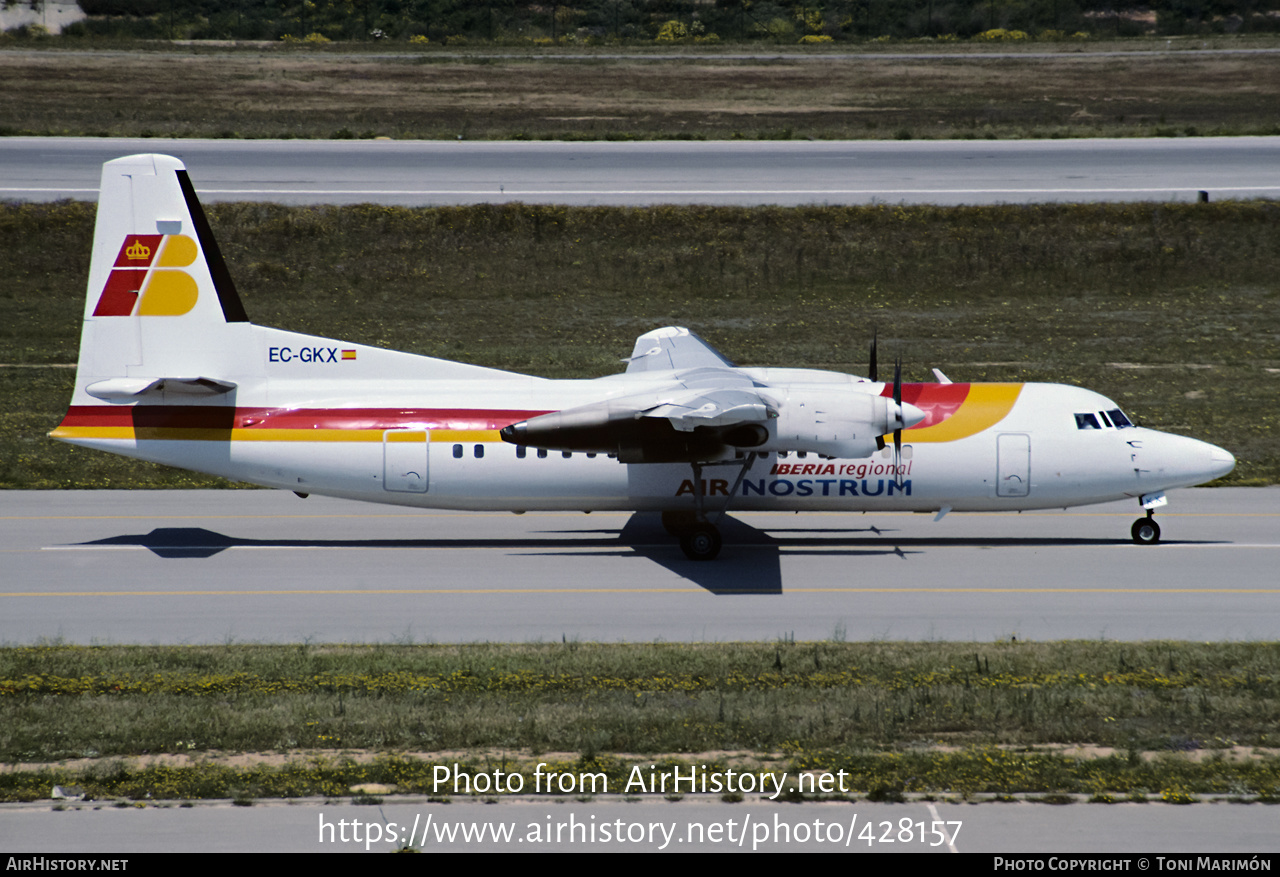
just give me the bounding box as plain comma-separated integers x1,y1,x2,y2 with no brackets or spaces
52,154,1236,560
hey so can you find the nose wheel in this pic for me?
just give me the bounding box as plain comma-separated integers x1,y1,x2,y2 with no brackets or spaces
1131,512,1161,545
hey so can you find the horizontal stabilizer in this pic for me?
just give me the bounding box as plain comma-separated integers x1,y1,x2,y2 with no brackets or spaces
85,376,237,401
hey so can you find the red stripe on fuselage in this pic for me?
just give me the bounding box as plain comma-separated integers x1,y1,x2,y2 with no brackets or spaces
57,406,551,432
878,383,970,430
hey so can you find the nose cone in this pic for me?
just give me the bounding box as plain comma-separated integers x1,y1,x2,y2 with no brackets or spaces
897,401,927,431
1136,430,1235,488
1207,442,1236,480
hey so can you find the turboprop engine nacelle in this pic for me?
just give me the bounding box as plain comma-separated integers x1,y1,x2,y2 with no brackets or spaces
760,387,925,458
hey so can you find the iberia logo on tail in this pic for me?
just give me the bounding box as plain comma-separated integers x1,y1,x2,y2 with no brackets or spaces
92,234,200,317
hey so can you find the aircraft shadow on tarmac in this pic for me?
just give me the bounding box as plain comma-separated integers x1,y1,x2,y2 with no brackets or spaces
541,512,920,594
76,518,799,595
75,515,902,595
72,513,1167,597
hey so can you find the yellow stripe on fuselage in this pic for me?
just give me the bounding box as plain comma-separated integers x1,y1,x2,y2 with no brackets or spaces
49,427,502,443
905,383,1022,443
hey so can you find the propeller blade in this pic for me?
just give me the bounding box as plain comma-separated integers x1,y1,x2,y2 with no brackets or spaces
893,358,904,488
894,427,903,488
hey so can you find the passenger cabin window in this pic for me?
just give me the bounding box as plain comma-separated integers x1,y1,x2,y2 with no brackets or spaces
516,446,526,459
562,451,572,459
474,445,484,458
537,448,548,459
1074,413,1101,430
452,443,463,458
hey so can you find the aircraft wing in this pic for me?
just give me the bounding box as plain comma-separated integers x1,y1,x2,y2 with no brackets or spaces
622,328,769,430
501,358,774,464
625,326,735,373
640,385,773,430
502,327,924,463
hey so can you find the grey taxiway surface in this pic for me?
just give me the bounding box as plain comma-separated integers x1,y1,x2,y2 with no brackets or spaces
3,136,1280,206
4,487,1277,645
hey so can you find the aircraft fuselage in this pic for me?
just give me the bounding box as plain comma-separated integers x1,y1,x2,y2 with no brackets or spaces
55,324,1233,515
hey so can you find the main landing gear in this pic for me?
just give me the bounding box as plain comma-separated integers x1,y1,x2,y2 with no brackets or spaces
664,455,757,561
678,521,723,562
1131,510,1162,545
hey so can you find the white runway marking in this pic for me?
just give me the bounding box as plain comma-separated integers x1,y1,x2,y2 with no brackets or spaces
926,802,960,853
9,186,1280,198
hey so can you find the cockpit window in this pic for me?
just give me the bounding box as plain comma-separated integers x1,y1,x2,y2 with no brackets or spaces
1107,408,1133,428
1075,409,1134,430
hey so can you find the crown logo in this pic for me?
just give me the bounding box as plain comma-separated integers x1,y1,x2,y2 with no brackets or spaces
125,241,152,260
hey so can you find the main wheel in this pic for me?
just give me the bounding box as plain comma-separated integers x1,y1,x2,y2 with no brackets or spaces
1131,517,1161,545
679,523,722,561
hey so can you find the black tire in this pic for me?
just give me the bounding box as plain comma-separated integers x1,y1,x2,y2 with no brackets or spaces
661,510,698,537
680,524,722,561
1131,517,1161,545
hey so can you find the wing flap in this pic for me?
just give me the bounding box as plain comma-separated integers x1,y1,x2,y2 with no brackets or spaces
501,381,774,463
643,388,774,431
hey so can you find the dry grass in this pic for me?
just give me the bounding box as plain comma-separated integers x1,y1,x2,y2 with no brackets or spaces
4,641,1280,801
4,640,1279,760
2,46,1279,140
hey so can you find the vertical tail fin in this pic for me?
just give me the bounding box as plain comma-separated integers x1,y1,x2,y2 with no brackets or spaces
85,153,246,324
71,154,250,401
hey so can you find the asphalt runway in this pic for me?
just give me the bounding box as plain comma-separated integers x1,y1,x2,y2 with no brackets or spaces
4,487,1277,645
8,798,1280,853
3,136,1279,205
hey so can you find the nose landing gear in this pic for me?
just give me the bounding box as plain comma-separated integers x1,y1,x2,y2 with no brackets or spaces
1131,492,1167,545
1131,510,1162,545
